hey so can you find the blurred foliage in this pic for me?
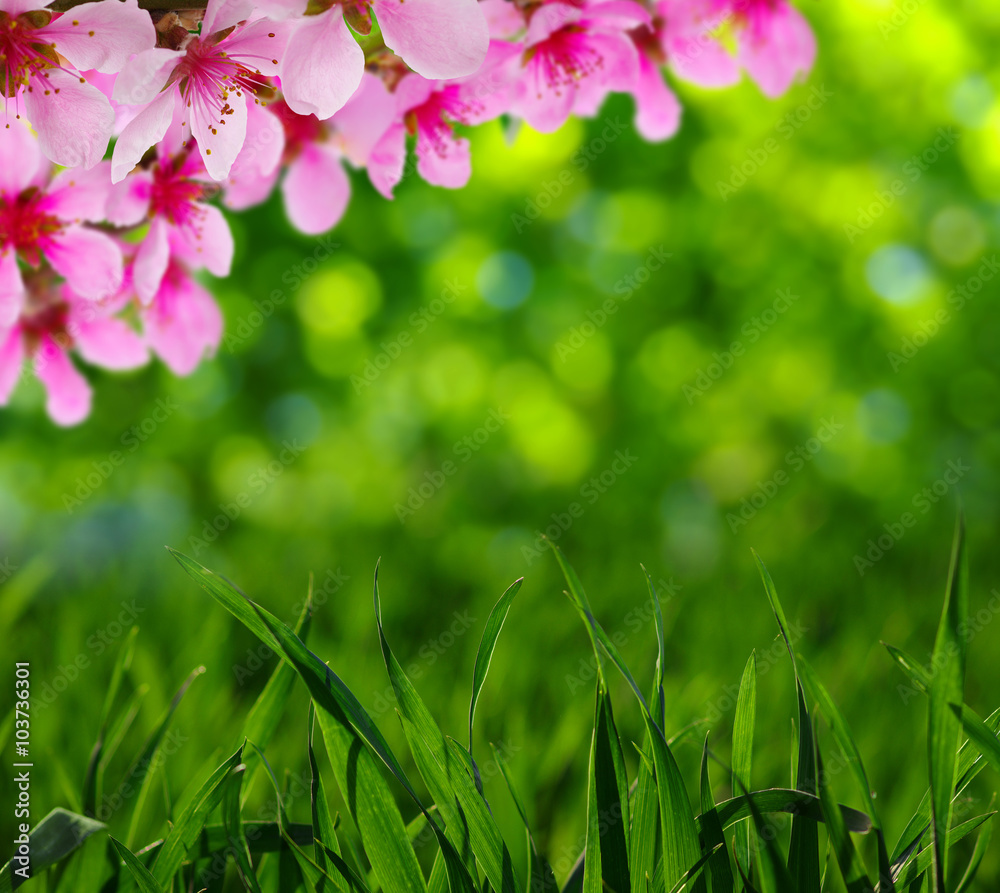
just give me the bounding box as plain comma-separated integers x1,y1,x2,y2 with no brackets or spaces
3,0,1000,886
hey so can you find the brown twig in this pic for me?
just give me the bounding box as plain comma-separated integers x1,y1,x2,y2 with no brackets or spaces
47,0,208,10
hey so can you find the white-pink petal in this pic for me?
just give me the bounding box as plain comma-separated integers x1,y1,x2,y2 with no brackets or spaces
281,9,364,120
633,54,681,141
173,204,234,277
111,88,176,183
45,0,155,74
47,227,124,300
73,316,149,370
738,2,816,98
0,251,24,329
46,162,116,223
374,0,490,80
133,216,171,304
0,118,40,196
144,267,223,375
0,327,24,406
34,337,92,426
282,144,351,235
192,89,248,181
24,71,114,169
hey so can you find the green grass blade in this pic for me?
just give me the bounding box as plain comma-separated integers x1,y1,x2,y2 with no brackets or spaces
950,702,1000,774
927,516,968,893
83,626,138,817
786,686,820,893
110,837,165,893
882,643,932,694
445,738,524,893
150,743,244,886
893,813,996,889
308,704,347,893
954,806,993,893
641,567,667,730
240,592,314,801
125,665,205,848
732,652,756,880
469,577,523,751
892,706,1000,864
735,775,795,893
584,689,630,893
223,763,264,893
0,809,105,892
698,735,734,893
815,745,872,893
696,789,871,836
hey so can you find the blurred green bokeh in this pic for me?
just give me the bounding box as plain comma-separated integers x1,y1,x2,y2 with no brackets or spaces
3,0,1000,886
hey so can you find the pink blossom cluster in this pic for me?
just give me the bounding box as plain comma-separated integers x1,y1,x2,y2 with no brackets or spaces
0,0,815,425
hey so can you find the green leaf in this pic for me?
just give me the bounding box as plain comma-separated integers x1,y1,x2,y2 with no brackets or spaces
882,643,932,694
734,771,795,893
893,813,996,889
125,665,206,848
698,735,733,893
584,689,630,893
110,837,165,893
308,704,347,893
83,626,139,817
223,763,264,893
151,743,245,886
170,549,427,893
0,809,105,893
786,685,820,893
954,806,993,893
892,706,1000,864
469,577,523,751
927,516,968,893
240,591,314,801
815,741,871,893
731,652,756,880
641,567,668,730
695,789,871,836
949,702,1000,775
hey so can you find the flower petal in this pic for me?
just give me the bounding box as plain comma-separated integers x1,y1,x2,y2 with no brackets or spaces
133,216,171,303
191,91,248,181
416,126,470,188
47,227,124,300
738,2,816,98
45,162,115,222
24,71,114,169
172,204,234,277
144,264,223,375
106,169,154,226
374,0,490,79
632,53,681,141
0,118,40,195
73,315,149,370
0,251,24,329
330,71,396,166
45,0,156,74
281,9,364,120
367,122,406,199
282,144,350,234
34,337,92,426
113,47,182,106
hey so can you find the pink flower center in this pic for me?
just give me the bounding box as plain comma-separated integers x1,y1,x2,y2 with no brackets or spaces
172,33,273,146
150,160,207,228
525,26,602,95
0,11,80,102
269,99,326,163
0,187,62,265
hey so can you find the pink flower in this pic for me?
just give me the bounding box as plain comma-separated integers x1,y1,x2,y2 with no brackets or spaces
140,256,223,375
651,0,740,89
112,0,292,182
277,0,489,121
0,0,155,168
510,0,651,133
226,72,396,233
0,271,147,426
0,120,123,325
108,145,234,302
725,0,816,98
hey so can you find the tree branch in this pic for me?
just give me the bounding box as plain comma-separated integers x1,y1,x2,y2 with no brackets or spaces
47,0,208,10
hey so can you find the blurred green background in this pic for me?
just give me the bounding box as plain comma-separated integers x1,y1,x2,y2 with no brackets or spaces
4,0,1000,886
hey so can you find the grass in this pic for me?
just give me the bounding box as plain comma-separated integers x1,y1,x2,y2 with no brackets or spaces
2,520,998,893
